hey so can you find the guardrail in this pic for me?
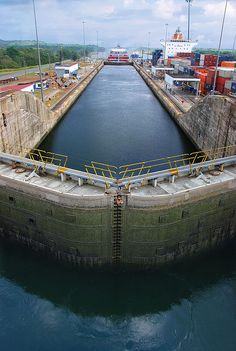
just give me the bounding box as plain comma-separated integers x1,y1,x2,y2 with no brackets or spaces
0,145,235,191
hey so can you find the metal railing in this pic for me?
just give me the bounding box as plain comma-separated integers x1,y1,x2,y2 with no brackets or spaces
119,145,236,179
28,148,68,173
84,161,117,189
0,145,235,190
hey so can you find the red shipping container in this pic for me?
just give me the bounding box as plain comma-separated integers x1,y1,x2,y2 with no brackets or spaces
217,76,231,86
177,52,195,58
206,77,214,85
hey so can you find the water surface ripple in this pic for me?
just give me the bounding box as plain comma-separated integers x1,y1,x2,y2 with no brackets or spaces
0,244,236,350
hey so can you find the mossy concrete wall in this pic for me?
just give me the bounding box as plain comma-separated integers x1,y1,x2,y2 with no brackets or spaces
0,173,235,267
0,62,104,155
0,178,113,266
179,95,236,151
122,188,236,266
134,63,236,151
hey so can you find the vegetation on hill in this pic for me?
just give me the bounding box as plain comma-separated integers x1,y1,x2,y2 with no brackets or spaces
0,39,104,69
196,48,236,59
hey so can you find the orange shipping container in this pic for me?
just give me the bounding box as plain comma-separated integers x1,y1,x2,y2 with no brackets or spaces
221,61,236,68
192,67,208,73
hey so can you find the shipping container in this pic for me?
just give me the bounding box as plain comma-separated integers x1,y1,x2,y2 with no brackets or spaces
231,85,236,93
216,83,224,93
221,61,236,68
232,82,236,92
176,52,195,58
218,68,234,78
217,76,230,83
219,55,234,62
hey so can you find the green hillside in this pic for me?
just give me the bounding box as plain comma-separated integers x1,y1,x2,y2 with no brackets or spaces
0,39,104,69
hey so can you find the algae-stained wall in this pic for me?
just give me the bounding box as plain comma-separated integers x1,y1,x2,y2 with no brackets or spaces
0,63,104,156
179,95,236,152
0,176,235,267
122,190,236,266
0,183,113,265
0,93,54,154
134,63,236,152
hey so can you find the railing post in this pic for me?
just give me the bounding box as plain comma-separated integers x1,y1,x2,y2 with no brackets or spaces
60,173,66,182
78,178,83,187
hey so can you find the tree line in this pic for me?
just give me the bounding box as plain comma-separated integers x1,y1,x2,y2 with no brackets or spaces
0,45,98,69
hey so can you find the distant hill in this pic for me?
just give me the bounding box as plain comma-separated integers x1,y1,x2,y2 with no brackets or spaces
0,39,42,48
0,39,104,52
0,39,105,70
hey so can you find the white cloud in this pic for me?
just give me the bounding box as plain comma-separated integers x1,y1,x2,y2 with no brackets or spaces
152,0,183,19
201,1,236,18
0,0,235,48
123,0,148,10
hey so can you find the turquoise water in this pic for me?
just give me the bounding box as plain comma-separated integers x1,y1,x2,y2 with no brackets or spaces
0,243,236,350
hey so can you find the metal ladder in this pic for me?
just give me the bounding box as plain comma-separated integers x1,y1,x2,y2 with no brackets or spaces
112,195,123,264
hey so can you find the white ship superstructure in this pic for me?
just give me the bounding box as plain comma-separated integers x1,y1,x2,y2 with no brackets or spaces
107,46,129,63
160,28,198,59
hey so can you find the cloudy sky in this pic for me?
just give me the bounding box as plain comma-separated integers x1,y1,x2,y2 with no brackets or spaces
0,0,236,49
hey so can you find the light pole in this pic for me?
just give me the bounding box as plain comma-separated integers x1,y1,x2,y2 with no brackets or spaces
47,53,51,72
32,0,44,102
212,0,228,95
164,23,168,65
233,33,236,55
22,58,27,77
147,31,151,61
185,0,193,41
82,21,86,63
96,31,99,60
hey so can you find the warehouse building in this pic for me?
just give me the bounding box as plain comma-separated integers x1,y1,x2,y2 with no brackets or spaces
55,62,79,79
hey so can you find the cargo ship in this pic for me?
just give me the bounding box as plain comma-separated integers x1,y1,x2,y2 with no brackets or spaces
160,28,198,59
107,46,129,63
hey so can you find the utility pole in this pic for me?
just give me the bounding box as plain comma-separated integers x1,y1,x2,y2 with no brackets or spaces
164,23,168,65
212,0,228,95
32,0,44,102
82,21,86,63
185,0,193,41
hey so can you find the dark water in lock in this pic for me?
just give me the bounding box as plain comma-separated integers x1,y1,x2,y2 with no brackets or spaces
0,243,236,350
40,65,195,170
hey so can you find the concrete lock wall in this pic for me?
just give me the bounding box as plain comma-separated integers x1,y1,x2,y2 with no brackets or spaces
180,95,236,151
0,62,235,267
123,184,236,266
0,179,114,266
134,63,236,152
0,175,235,267
0,62,104,156
0,93,53,155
